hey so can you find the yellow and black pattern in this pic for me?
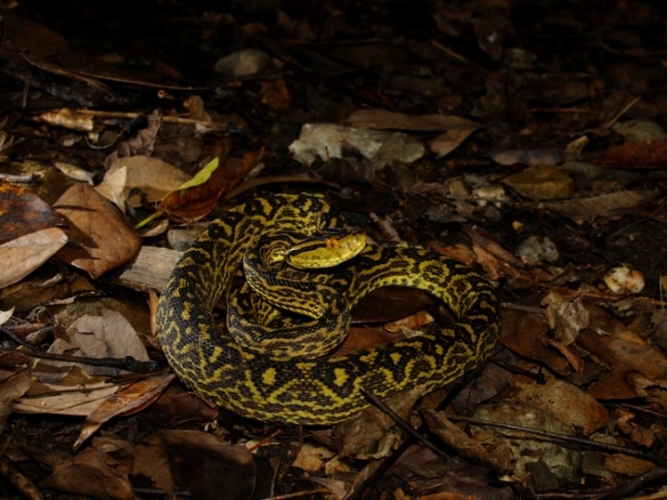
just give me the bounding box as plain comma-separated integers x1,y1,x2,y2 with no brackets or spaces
156,194,500,424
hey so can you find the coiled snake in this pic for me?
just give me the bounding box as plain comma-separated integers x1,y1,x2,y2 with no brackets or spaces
156,194,499,424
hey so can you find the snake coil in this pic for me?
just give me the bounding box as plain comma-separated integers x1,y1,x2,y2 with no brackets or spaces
156,194,499,424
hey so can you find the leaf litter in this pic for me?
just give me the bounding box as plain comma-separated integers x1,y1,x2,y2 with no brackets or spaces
1,1,667,499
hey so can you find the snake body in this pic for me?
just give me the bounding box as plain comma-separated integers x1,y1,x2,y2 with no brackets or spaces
156,194,499,424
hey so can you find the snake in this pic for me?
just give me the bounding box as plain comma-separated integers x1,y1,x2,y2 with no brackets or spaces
156,194,500,425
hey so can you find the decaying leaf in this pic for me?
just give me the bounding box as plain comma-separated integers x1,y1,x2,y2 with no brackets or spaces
423,410,514,473
336,386,424,458
541,291,590,345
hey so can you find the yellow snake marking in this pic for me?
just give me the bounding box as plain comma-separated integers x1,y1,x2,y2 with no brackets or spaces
156,194,500,424
333,368,349,387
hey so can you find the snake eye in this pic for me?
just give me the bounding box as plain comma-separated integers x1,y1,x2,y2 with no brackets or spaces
326,237,339,249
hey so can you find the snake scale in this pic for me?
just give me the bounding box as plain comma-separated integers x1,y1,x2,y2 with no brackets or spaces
156,194,500,424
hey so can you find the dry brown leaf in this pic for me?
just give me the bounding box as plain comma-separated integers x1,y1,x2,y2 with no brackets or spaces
97,156,191,212
503,164,574,200
160,149,263,223
344,109,482,132
62,309,150,377
472,402,581,480
292,443,335,472
578,304,667,400
183,95,211,121
289,123,424,168
74,373,175,451
15,366,120,416
159,430,255,500
542,337,585,373
541,291,590,345
592,140,667,169
0,183,67,244
151,392,219,427
36,108,96,132
0,227,68,288
500,306,571,376
260,79,290,110
430,127,479,158
384,310,434,335
615,408,655,447
54,183,141,278
510,376,608,435
0,13,69,60
336,386,424,457
423,410,514,473
133,432,174,495
104,109,162,169
604,453,656,476
539,190,658,223
41,451,134,500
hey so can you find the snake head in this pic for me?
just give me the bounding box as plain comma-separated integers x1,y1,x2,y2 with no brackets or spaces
285,229,367,270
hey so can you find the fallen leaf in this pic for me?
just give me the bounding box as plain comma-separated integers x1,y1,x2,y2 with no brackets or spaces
74,373,175,451
539,190,658,223
336,386,424,457
345,109,482,132
289,123,424,168
54,183,141,278
592,140,667,169
510,376,608,435
423,410,514,473
134,432,174,495
15,367,120,416
500,305,570,376
541,291,590,345
0,227,68,288
140,149,264,226
604,454,655,476
41,459,133,500
578,304,667,400
160,430,256,500
0,183,67,244
104,109,162,168
63,309,150,377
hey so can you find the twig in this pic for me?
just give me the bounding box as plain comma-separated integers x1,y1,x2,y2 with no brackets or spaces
260,488,331,500
448,415,667,466
344,437,413,500
0,346,159,373
596,466,667,500
360,387,448,460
